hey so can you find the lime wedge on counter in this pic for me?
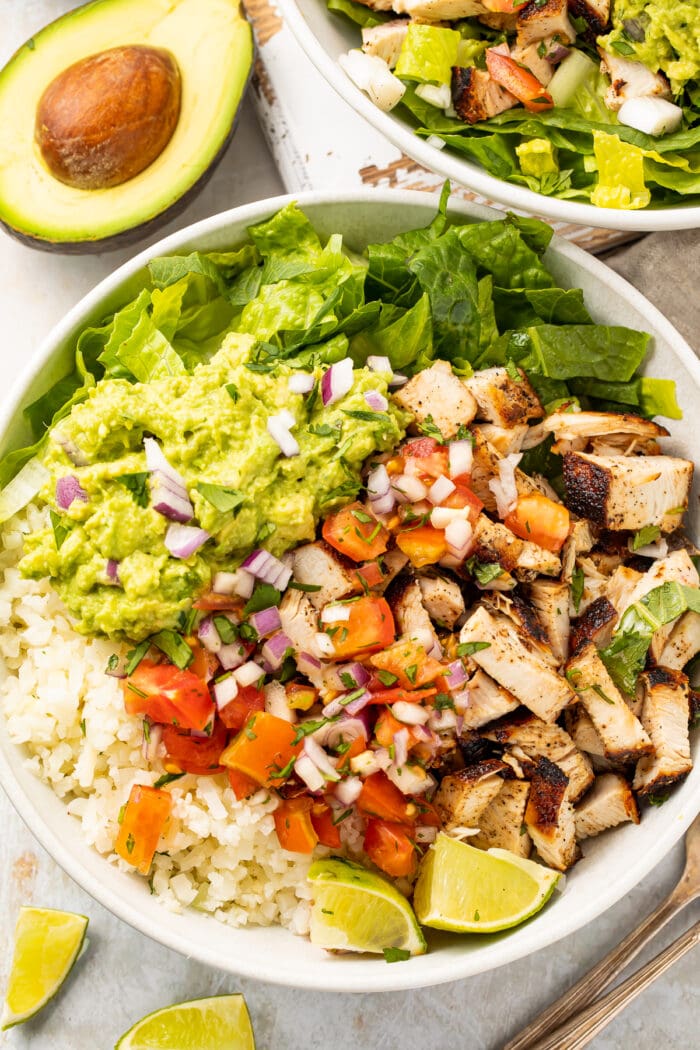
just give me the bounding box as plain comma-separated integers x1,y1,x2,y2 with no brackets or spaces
115,994,254,1050
1,906,89,1029
414,833,560,934
308,857,427,956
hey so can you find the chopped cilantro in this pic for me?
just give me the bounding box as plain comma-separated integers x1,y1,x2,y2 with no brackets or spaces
457,641,491,658
505,360,522,382
125,832,135,855
405,664,418,685
571,566,585,614
153,772,185,789
226,382,239,403
417,414,445,443
244,583,282,616
150,629,194,670
631,525,661,552
116,472,150,508
125,639,151,675
376,669,398,687
49,510,71,550
212,614,239,644
196,482,245,514
288,581,322,592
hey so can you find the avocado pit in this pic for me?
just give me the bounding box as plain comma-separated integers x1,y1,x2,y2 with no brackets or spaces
35,44,181,190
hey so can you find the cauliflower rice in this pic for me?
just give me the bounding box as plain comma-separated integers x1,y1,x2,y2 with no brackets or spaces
0,505,362,933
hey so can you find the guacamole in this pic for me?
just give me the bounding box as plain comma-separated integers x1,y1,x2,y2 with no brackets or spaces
20,334,406,639
601,2,700,94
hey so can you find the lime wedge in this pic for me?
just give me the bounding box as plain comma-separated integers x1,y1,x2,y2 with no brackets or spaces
308,857,427,957
1,906,89,1030
115,994,254,1050
414,833,560,934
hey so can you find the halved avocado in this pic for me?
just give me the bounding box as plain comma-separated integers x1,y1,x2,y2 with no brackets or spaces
0,0,253,253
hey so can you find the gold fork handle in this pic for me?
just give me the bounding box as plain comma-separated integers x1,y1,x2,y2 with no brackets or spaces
522,919,700,1050
503,890,688,1050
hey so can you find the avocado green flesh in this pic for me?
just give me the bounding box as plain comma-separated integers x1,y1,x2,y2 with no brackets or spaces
0,0,252,247
600,1,700,95
20,335,406,640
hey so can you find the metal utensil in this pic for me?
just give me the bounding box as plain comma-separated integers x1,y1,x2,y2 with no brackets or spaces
504,812,700,1050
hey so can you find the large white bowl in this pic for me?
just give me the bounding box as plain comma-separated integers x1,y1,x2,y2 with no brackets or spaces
1,191,699,992
280,0,700,233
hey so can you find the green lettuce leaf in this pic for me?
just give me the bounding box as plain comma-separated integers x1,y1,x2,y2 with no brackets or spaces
326,0,391,28
590,132,651,210
519,324,649,381
395,25,461,85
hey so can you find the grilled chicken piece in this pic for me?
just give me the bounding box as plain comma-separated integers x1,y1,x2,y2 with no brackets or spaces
526,579,570,664
573,556,611,614
417,573,465,629
543,410,668,456
524,756,581,871
569,596,618,655
659,612,700,671
574,773,639,841
605,564,643,614
361,21,408,69
483,591,557,667
614,551,700,662
566,641,653,763
278,590,324,685
460,605,577,722
470,430,544,515
599,50,672,112
483,710,594,802
433,758,508,830
475,423,530,456
561,518,595,582
460,669,520,729
392,360,477,440
471,780,532,857
451,67,518,124
386,576,440,655
510,42,554,86
469,515,562,579
516,0,576,48
565,703,606,758
394,0,487,16
478,11,518,31
633,667,692,796
562,452,693,532
568,0,610,36
292,541,357,609
463,367,544,428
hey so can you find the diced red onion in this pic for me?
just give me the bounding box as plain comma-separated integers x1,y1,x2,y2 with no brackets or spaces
314,717,368,752
547,44,570,63
321,604,350,625
105,654,128,679
335,662,370,690
365,390,388,412
262,631,293,670
151,485,194,523
55,475,87,510
489,453,522,520
391,701,430,726
242,549,292,591
334,776,363,805
429,708,458,733
393,727,409,768
212,569,253,598
142,722,163,765
367,356,392,374
249,605,282,638
451,688,471,714
410,724,432,743
415,825,438,844
389,373,408,388
372,491,396,516
449,440,473,479
264,681,295,722
213,675,239,710
367,464,390,499
344,690,373,716
233,661,265,687
387,764,435,795
165,523,210,558
392,474,428,503
321,357,354,407
198,616,222,654
144,438,189,491
104,559,121,586
350,749,383,777
295,754,326,794
428,475,456,506
445,518,472,560
430,506,468,529
445,659,468,691
288,372,315,394
456,715,464,736
267,413,300,458
303,737,341,783
297,651,322,676
315,632,336,658
218,642,247,671
55,434,88,466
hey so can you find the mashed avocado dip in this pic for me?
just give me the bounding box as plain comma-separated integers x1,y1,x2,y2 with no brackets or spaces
601,2,700,94
20,335,406,639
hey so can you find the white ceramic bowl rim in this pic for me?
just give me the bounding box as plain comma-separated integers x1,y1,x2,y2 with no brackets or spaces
1,190,699,993
279,0,700,234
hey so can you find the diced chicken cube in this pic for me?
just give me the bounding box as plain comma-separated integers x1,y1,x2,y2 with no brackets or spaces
475,423,530,456
417,573,465,629
392,360,477,440
433,758,508,831
464,367,544,428
562,452,693,532
565,703,606,757
574,773,639,842
459,669,520,730
605,564,643,615
278,590,324,685
292,540,358,609
569,596,618,655
561,518,595,582
385,576,440,655
543,410,668,456
659,612,700,671
633,667,693,796
599,50,672,112
470,430,544,516
394,0,488,16
361,21,409,69
460,605,577,722
483,710,594,802
471,780,532,857
614,552,700,662
524,756,581,871
516,0,576,49
510,42,554,86
566,641,653,763
451,67,518,124
526,578,571,664
469,515,561,579
484,591,557,667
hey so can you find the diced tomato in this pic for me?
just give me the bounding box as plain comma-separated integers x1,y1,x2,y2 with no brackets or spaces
374,707,408,749
504,493,571,552
483,0,527,11
358,772,416,825
274,797,318,853
322,502,390,562
485,48,553,112
327,596,395,659
226,767,259,800
354,560,385,591
412,798,442,827
311,801,342,848
122,661,215,732
161,719,228,775
403,438,449,481
367,686,438,706
217,683,266,731
193,593,245,612
115,784,172,875
396,525,447,568
443,483,483,525
185,637,219,683
285,681,318,711
220,712,302,787
334,734,367,776
371,639,445,691
363,819,417,878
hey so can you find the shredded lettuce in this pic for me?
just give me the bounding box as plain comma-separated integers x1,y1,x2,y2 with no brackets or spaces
395,25,461,86
590,132,651,210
